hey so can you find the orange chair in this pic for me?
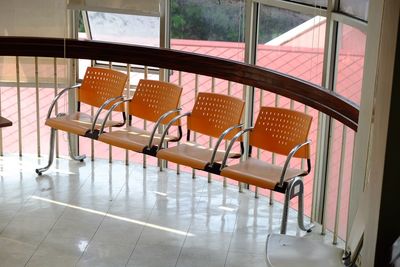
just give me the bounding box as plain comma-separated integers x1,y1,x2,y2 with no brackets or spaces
220,106,313,234
36,67,128,175
97,79,183,155
156,92,245,173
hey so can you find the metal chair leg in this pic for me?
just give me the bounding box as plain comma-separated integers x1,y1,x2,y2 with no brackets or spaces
280,177,314,235
295,178,314,233
35,128,56,175
280,183,291,235
68,133,86,162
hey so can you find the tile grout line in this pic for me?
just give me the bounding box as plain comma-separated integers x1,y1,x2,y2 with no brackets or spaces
174,177,210,267
124,167,166,267
223,191,241,267
23,160,95,266
24,160,95,266
0,191,38,236
0,157,44,235
74,171,129,266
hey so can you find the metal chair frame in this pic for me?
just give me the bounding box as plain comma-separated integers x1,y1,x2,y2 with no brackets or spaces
220,108,313,234
36,67,127,175
97,98,183,155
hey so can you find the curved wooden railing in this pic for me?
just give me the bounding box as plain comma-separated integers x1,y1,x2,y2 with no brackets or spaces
0,37,359,130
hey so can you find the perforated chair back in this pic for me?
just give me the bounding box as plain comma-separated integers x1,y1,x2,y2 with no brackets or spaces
129,79,183,125
78,67,128,112
250,107,312,158
188,92,245,139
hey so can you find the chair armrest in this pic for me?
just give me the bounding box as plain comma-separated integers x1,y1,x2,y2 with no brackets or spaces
148,108,182,148
278,140,311,186
157,112,192,151
98,99,131,135
46,84,81,119
90,96,125,133
220,127,254,169
209,123,243,166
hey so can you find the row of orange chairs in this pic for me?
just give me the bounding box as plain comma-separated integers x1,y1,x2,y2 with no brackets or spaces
36,67,313,234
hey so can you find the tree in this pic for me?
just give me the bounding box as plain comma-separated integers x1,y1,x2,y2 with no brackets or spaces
170,0,309,43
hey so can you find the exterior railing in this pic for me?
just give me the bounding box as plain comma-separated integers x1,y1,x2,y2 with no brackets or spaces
0,36,359,244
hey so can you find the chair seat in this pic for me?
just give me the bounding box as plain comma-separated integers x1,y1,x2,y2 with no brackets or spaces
98,126,180,153
45,112,122,136
220,158,306,189
156,142,241,170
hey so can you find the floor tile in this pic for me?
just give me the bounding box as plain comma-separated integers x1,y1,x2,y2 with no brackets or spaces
0,156,340,267
0,237,36,267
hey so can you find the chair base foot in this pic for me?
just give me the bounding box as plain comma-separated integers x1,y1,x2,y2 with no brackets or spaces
304,223,314,233
71,154,86,162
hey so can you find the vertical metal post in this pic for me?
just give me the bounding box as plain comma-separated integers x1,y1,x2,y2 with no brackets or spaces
312,112,331,223
242,0,259,193
176,71,182,174
16,56,22,157
67,10,79,159
35,57,41,157
301,105,309,170
90,60,95,161
223,80,232,187
333,124,347,244
0,76,3,156
311,0,339,225
108,61,113,163
159,0,170,171
208,77,216,183
90,106,94,161
270,94,281,205
54,58,60,158
143,66,148,168
125,64,131,166
192,74,199,179
321,120,335,235
255,88,264,198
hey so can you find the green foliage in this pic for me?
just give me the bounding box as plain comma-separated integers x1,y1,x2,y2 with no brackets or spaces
171,0,244,42
257,7,310,43
170,0,310,43
78,11,85,33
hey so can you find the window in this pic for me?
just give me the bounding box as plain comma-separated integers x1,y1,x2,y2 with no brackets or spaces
257,5,325,86
170,0,245,61
335,24,366,105
339,0,369,21
87,11,160,47
283,0,327,8
78,11,160,82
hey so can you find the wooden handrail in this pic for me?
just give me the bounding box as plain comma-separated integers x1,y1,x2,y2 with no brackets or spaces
0,36,359,130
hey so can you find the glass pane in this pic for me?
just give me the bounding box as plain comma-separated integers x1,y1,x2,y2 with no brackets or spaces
335,24,366,105
256,5,326,216
87,11,160,47
339,0,369,21
170,0,245,60
283,0,327,7
257,5,326,85
169,0,245,176
68,0,160,17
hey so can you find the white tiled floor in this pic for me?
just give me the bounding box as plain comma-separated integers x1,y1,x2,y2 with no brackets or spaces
0,155,337,267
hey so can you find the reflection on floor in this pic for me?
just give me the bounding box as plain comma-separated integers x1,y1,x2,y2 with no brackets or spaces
0,155,337,267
